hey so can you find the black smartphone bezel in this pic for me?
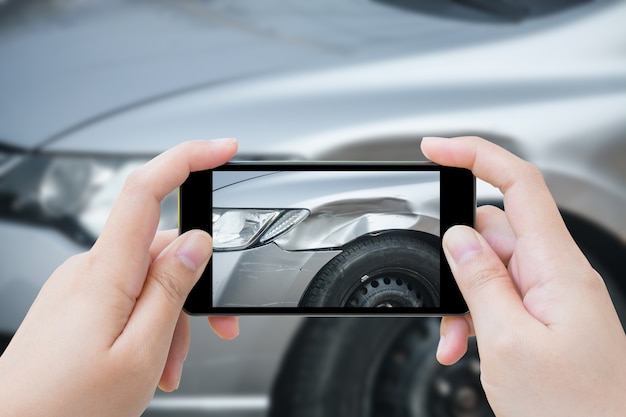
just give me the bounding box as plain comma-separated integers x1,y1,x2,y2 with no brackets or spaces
181,161,474,315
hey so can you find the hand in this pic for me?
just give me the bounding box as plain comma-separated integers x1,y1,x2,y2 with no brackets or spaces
0,139,240,417
422,136,626,417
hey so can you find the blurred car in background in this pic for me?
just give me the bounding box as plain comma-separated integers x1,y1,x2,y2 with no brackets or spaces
1,1,625,416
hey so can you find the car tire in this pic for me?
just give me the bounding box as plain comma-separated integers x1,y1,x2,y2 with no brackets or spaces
300,235,440,308
269,317,493,417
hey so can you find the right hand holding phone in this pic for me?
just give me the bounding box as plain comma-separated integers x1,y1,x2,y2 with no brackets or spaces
422,136,626,417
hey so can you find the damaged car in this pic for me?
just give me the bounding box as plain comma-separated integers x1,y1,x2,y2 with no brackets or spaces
211,169,441,308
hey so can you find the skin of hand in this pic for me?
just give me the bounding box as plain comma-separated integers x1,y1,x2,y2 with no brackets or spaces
0,139,240,417
421,136,626,417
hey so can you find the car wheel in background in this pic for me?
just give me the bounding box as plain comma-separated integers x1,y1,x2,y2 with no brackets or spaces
269,317,493,417
300,235,440,308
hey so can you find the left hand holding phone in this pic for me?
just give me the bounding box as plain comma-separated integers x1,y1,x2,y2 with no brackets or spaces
0,139,240,417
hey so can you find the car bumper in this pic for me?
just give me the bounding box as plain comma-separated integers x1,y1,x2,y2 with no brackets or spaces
213,243,341,308
0,220,87,333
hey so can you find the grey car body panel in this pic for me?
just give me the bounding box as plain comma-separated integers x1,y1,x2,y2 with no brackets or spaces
213,171,280,190
0,0,613,152
212,245,341,307
0,220,86,327
16,0,622,240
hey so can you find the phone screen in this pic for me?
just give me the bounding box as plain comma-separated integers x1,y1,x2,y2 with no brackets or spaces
181,162,474,315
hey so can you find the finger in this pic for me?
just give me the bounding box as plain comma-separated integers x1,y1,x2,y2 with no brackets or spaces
117,230,212,359
421,136,573,249
208,316,240,340
476,205,516,266
150,229,179,261
437,315,474,366
443,225,533,339
158,312,190,392
437,206,513,366
93,139,237,299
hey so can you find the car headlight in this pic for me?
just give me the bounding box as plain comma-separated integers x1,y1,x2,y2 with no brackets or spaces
0,154,177,246
213,208,308,251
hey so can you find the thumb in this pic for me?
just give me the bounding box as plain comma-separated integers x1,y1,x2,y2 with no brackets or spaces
149,229,212,310
124,230,212,351
443,225,529,339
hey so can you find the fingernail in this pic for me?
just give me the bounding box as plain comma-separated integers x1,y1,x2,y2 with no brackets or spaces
177,231,211,271
174,361,184,391
422,136,448,143
443,226,483,266
437,333,446,356
209,137,237,144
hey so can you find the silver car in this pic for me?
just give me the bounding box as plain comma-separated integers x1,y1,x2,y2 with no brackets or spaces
1,1,625,416
212,169,440,308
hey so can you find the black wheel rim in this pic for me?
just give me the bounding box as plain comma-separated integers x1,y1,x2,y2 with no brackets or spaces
370,319,493,417
341,268,438,308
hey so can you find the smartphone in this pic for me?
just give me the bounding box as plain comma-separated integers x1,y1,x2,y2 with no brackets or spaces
180,162,474,315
